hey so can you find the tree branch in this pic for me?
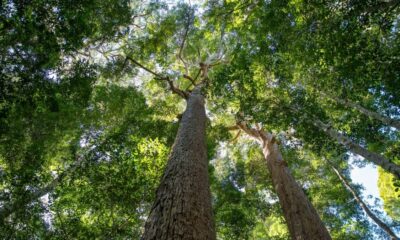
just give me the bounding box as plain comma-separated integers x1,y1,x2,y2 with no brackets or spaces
237,122,262,140
193,69,201,82
230,130,242,143
126,57,188,99
177,10,193,76
227,125,240,131
183,74,196,86
126,56,164,79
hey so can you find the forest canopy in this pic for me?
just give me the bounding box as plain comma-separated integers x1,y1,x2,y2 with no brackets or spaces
0,0,399,239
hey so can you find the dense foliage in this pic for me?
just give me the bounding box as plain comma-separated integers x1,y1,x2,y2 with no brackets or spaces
1,0,399,239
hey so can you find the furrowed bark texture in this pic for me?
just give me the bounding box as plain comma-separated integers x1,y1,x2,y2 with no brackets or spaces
238,123,331,240
313,119,400,179
142,88,215,240
331,165,399,240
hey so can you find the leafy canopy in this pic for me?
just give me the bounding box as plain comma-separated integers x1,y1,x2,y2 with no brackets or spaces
1,0,399,239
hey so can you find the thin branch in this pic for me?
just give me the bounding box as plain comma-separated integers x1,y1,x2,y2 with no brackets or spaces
227,125,240,131
131,13,151,20
193,69,201,82
126,56,188,99
230,130,242,143
199,62,211,85
126,56,164,79
178,29,189,75
197,47,201,62
177,10,193,75
165,78,189,99
183,74,196,86
330,163,399,240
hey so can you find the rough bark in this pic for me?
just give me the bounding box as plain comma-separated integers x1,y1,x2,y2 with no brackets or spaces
330,165,399,240
313,119,400,179
142,87,215,240
325,93,400,130
237,123,331,240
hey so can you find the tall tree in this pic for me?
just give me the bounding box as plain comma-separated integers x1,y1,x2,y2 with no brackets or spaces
142,82,215,238
330,163,399,240
1,0,400,239
229,122,332,240
319,91,400,130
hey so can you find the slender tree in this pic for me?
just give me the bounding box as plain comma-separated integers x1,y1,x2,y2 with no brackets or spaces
330,163,399,240
230,122,332,240
313,119,400,178
320,91,400,130
287,104,400,178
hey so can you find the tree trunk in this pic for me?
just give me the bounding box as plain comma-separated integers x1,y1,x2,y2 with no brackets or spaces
330,164,399,240
313,119,400,179
324,93,400,130
142,87,215,240
237,123,332,240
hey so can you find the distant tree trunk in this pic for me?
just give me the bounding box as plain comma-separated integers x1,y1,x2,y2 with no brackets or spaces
323,93,400,130
142,86,215,240
313,119,400,179
330,164,399,240
236,123,332,240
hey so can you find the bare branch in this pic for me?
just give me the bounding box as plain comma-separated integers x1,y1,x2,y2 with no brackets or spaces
131,13,151,20
227,125,240,131
177,10,193,75
183,74,196,85
165,78,189,99
193,69,201,82
126,57,188,99
230,130,242,143
126,56,164,79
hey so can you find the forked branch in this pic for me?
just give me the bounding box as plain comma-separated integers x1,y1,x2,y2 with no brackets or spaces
126,56,188,99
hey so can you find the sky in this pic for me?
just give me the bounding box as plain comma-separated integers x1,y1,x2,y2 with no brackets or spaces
349,157,400,238
350,160,380,206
